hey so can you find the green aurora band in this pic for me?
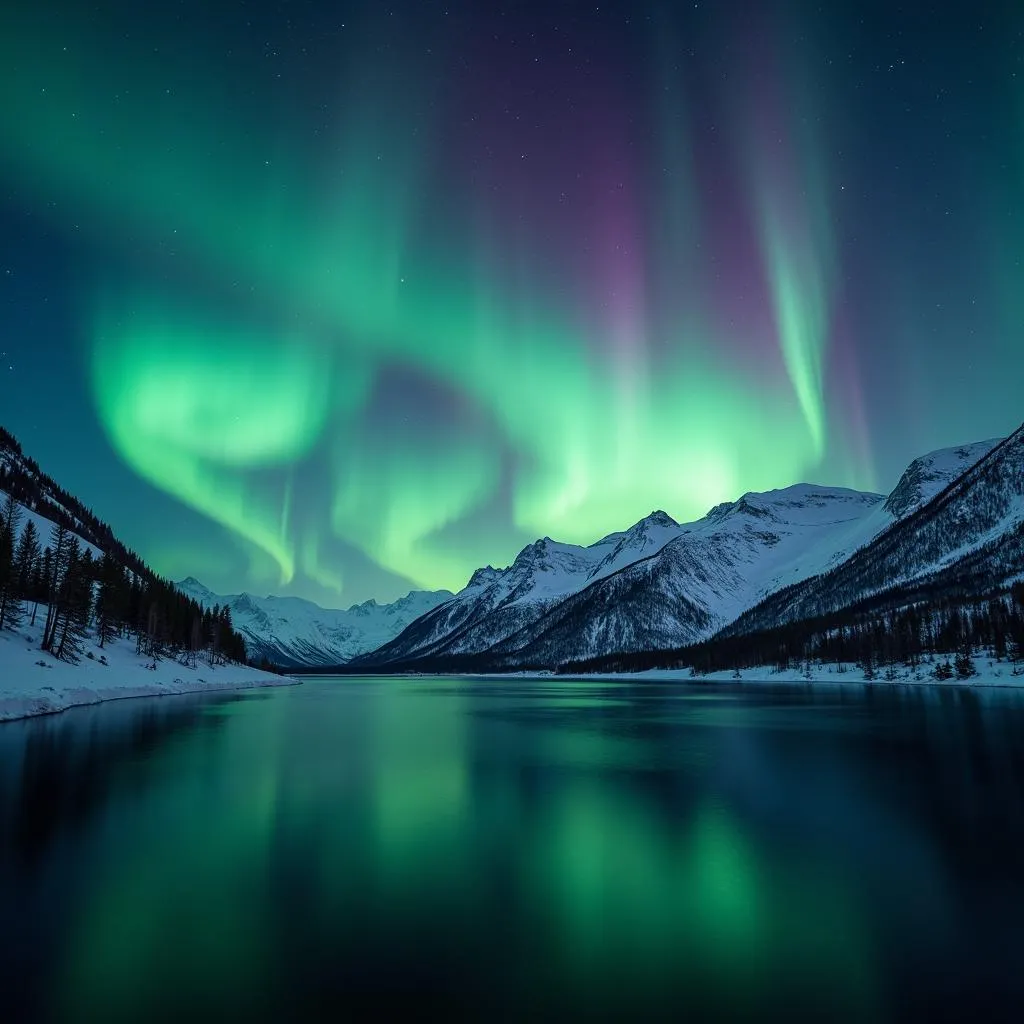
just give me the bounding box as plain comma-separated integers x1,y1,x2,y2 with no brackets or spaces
0,6,873,598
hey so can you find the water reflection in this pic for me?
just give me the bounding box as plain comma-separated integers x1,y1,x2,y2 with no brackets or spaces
1,679,1024,1021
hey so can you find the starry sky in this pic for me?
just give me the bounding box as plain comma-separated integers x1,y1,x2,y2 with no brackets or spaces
0,0,1021,606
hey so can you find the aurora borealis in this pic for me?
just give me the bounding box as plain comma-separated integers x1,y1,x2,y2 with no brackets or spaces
1,1,1021,604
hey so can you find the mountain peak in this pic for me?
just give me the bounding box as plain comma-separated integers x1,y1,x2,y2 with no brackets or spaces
468,565,501,588
641,509,677,528
393,588,454,606
176,576,218,599
704,494,775,523
513,538,549,565
884,437,1002,518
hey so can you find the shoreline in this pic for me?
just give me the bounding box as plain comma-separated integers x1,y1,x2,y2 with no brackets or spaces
299,663,1024,691
0,624,299,724
0,673,300,724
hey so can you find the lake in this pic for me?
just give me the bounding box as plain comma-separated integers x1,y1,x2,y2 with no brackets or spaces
2,676,1024,1022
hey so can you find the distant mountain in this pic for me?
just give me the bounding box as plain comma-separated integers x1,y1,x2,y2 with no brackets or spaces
175,578,452,668
353,434,1006,671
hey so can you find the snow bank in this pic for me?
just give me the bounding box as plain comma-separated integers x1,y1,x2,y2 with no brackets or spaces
0,620,296,722
589,659,1024,689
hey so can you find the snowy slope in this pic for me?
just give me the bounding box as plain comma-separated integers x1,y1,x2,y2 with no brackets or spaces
354,510,688,664
0,483,288,720
882,439,1000,518
0,447,104,560
360,488,889,665
175,578,453,667
732,426,1024,634
0,616,292,722
6,502,103,561
358,435,1008,668
0,434,293,720
492,486,886,663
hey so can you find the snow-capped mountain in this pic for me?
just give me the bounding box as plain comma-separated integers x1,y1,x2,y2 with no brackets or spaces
352,510,688,664
490,485,888,663
175,578,452,668
730,427,1024,635
882,439,1001,518
355,434,1007,669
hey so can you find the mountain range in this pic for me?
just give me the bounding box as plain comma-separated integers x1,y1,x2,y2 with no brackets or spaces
6,419,1021,674
345,431,1020,671
173,579,452,668
181,429,1022,671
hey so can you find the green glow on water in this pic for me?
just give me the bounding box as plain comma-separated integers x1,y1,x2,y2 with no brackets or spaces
47,682,885,1021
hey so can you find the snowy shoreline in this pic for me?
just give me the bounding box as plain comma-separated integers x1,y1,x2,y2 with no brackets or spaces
0,624,297,723
618,663,1024,689
329,662,1024,691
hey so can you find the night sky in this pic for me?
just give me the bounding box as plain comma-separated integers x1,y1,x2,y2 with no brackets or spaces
0,0,1021,605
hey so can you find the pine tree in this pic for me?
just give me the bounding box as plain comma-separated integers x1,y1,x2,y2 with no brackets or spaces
138,599,161,660
186,613,202,669
207,603,222,667
41,522,71,651
53,538,92,663
0,513,14,629
15,518,40,594
95,554,125,648
954,648,976,680
78,548,95,626
0,492,24,629
31,545,51,626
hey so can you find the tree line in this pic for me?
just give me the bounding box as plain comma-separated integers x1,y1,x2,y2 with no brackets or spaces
0,476,249,668
559,581,1024,682
1,425,153,581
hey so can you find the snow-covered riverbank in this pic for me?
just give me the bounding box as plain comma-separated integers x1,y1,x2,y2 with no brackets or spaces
349,659,1024,691
567,659,1024,689
0,621,296,722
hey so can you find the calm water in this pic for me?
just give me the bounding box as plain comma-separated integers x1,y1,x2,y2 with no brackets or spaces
2,677,1024,1022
